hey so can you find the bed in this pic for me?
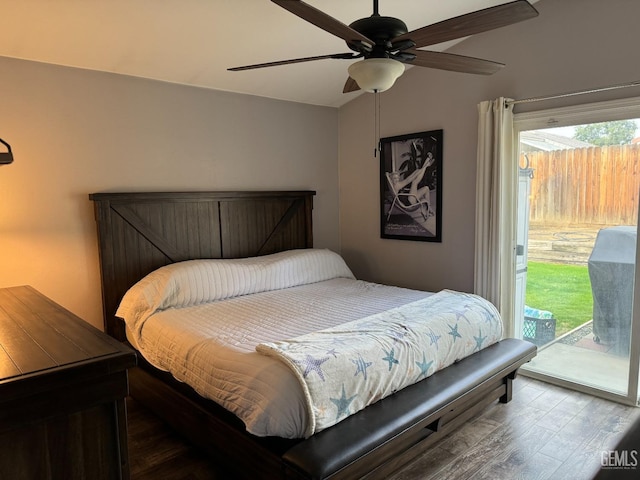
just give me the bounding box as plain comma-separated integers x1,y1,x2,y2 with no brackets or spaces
89,190,536,480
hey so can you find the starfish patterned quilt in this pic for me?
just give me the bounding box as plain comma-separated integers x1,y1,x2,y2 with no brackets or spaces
256,289,502,437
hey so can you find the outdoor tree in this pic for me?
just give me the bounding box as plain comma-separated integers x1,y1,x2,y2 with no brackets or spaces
573,120,637,146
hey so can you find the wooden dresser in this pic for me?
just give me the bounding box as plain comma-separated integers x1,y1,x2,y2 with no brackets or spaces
0,285,136,479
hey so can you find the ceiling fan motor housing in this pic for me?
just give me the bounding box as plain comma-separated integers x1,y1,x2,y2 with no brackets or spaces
348,16,410,58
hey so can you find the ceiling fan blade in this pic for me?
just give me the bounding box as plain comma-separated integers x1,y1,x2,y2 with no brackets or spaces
394,0,538,49
272,0,374,49
228,53,357,71
343,77,360,93
405,50,504,75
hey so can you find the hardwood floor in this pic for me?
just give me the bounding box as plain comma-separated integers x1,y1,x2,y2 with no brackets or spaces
127,376,640,480
126,397,232,480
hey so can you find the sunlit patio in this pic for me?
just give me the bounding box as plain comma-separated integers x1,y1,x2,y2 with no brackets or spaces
523,320,630,395
520,222,634,397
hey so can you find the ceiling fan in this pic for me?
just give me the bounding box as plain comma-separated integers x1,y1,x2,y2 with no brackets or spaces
228,0,539,94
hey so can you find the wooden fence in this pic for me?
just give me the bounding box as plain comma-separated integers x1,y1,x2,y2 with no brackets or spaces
522,144,640,225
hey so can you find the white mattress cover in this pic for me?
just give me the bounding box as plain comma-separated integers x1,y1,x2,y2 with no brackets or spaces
126,277,430,438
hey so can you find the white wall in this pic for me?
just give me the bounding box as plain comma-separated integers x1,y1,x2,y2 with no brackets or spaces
338,0,640,294
0,58,340,329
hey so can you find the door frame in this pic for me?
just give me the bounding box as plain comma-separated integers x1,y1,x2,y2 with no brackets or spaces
513,96,640,406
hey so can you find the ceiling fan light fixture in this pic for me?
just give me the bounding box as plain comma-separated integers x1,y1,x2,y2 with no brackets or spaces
347,58,405,93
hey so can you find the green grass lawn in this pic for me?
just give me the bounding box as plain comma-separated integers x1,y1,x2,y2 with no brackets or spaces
525,261,594,336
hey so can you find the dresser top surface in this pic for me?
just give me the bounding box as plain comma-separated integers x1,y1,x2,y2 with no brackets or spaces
0,285,135,383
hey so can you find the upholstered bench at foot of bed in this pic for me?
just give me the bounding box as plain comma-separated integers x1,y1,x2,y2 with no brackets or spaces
281,338,536,480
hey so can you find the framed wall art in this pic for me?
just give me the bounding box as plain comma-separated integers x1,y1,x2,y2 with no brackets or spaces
380,129,443,242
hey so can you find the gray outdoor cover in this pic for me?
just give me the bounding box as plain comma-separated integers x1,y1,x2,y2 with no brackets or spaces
588,226,637,355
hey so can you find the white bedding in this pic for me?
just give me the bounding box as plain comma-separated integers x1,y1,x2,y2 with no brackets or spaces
117,249,502,439
257,290,502,437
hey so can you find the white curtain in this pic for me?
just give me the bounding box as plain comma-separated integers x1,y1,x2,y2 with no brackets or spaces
474,97,517,337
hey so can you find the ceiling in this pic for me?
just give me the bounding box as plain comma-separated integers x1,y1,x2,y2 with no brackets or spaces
0,0,539,108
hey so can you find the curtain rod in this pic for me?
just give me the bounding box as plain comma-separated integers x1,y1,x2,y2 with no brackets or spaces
506,80,640,106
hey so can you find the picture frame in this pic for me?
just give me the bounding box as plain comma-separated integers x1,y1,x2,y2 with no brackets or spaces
380,129,443,242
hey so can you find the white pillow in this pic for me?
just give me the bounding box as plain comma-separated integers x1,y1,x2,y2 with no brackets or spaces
116,248,355,336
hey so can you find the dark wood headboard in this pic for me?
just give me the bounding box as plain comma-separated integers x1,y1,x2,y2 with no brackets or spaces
89,191,315,340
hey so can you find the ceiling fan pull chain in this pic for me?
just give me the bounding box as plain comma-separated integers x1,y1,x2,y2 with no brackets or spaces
373,92,376,157
373,90,381,158
377,91,381,156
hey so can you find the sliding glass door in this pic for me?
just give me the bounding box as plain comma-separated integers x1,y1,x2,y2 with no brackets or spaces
513,97,640,404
